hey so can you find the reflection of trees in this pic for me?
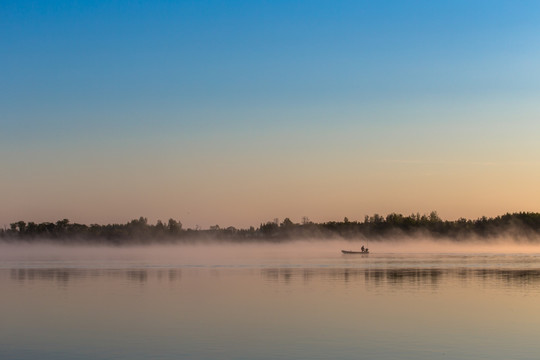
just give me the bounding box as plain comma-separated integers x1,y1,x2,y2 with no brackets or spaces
384,269,442,286
168,269,181,281
480,269,540,286
261,268,319,284
260,268,540,289
9,267,540,289
127,270,147,283
455,269,540,285
10,268,74,284
498,270,540,284
261,268,443,286
8,268,183,286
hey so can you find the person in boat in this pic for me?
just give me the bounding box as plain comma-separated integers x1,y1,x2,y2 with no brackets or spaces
364,247,369,253
361,245,365,252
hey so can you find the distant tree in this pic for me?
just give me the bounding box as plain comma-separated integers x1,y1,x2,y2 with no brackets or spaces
260,221,279,235
154,220,166,238
168,219,182,235
12,221,26,233
3,211,540,244
429,211,441,223
56,219,69,228
281,218,294,228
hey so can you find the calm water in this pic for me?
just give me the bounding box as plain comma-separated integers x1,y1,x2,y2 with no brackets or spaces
2,242,540,360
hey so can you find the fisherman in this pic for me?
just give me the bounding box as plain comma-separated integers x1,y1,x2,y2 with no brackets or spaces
361,245,365,252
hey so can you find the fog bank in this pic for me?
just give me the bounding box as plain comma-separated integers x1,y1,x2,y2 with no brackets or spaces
2,237,540,270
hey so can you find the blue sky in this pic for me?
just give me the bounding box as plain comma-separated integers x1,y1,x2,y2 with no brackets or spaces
2,1,540,227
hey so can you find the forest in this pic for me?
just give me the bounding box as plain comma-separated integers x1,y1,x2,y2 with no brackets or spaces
2,211,540,244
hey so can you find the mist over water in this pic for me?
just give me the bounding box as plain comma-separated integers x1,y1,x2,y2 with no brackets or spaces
2,237,540,268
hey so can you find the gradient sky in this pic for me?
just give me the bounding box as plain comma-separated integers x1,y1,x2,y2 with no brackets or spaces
2,0,540,228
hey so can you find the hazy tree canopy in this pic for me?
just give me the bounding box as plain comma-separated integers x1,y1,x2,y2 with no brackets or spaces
2,212,540,244
167,219,182,234
281,218,294,228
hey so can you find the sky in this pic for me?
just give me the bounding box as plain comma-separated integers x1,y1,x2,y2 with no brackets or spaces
2,0,540,229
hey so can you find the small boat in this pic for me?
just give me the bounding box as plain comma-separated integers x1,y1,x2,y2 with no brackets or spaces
342,249,369,254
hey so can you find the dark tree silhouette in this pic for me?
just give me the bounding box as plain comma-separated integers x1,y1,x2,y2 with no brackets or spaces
2,212,540,244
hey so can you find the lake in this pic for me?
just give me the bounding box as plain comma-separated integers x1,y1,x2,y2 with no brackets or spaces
2,241,540,360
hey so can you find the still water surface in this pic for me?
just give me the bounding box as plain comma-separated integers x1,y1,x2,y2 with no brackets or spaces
2,242,540,360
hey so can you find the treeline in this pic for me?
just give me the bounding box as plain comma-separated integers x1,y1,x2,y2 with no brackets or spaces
2,212,540,244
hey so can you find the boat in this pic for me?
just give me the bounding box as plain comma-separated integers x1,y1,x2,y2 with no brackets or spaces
341,249,369,254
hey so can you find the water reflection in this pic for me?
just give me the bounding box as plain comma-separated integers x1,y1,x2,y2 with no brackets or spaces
4,257,540,360
7,266,540,290
261,267,540,289
9,268,182,285
126,270,147,283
